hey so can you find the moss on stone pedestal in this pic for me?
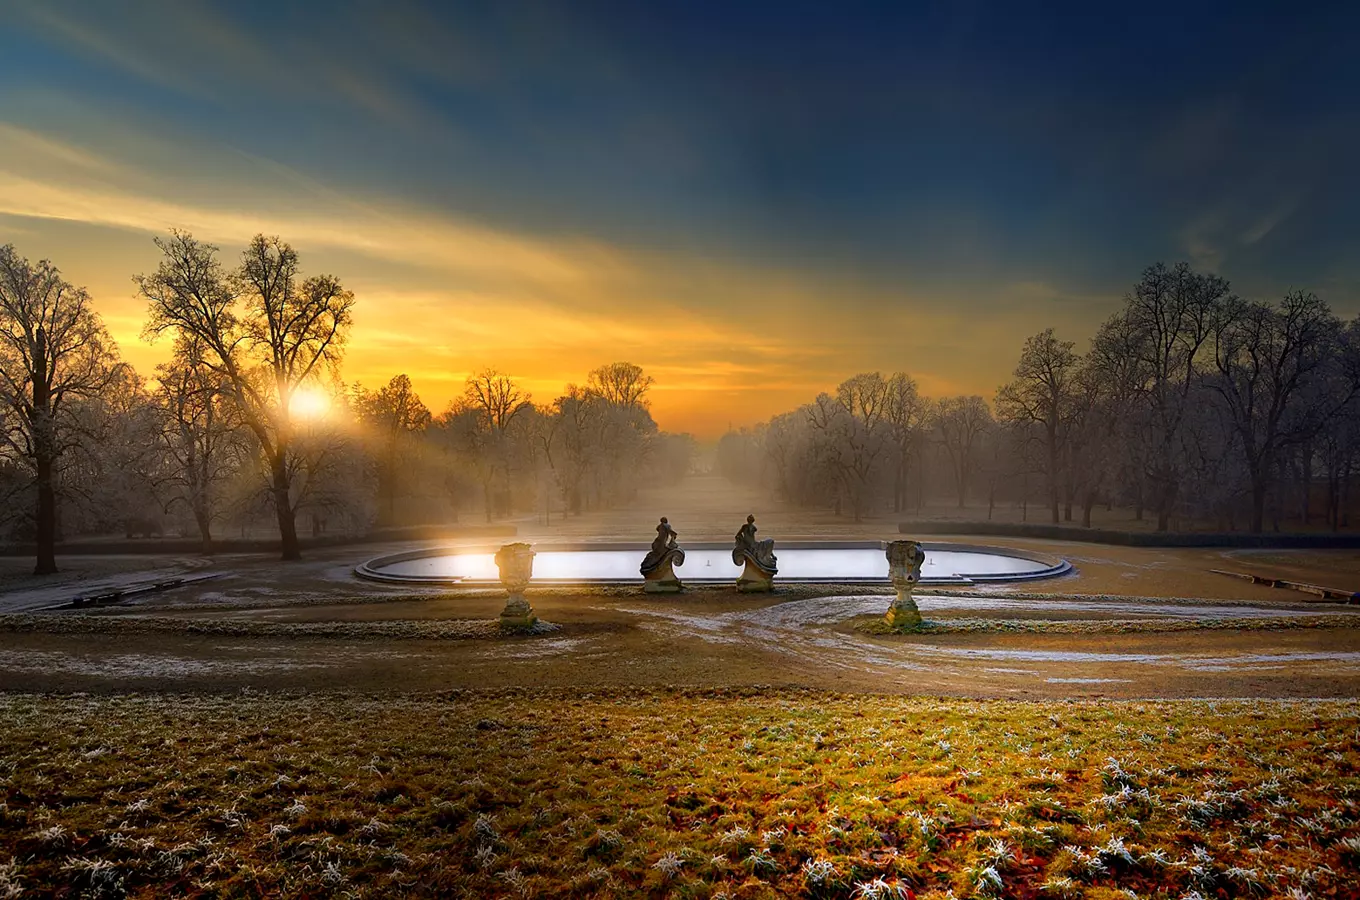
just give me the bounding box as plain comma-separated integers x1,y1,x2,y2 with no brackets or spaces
499,614,538,631
884,599,922,629
499,592,536,630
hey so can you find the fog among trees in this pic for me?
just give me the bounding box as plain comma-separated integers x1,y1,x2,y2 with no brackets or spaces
0,235,694,573
718,262,1360,533
3,240,1359,575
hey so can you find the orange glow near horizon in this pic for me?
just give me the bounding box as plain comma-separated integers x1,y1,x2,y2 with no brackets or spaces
0,123,1124,439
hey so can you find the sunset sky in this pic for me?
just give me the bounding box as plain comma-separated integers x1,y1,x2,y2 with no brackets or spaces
2,1,1358,438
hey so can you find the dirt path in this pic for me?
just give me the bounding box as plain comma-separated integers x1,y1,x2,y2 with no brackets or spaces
3,580,1358,697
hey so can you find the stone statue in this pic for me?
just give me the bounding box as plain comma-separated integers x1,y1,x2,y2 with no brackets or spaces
494,542,537,627
732,514,777,592
640,517,686,593
884,539,926,627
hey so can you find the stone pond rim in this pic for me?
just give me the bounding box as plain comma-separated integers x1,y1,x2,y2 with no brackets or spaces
353,541,1073,587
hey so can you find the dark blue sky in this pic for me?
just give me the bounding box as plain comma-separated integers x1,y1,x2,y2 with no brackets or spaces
2,0,1358,431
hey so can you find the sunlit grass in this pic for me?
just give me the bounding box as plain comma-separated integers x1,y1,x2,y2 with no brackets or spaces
1,692,1356,897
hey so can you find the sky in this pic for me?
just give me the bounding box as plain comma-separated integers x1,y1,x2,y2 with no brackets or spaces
1,0,1358,438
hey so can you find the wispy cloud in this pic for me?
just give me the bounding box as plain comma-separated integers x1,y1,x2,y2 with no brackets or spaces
0,120,1121,435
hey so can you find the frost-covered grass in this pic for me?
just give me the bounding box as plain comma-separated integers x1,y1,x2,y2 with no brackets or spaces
1,691,1357,898
0,613,560,640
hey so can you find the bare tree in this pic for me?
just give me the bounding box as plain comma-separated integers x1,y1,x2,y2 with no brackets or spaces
1064,357,1116,527
587,361,655,408
1210,291,1353,532
933,395,994,509
154,336,246,550
995,329,1080,524
1087,314,1152,520
356,374,431,525
543,384,599,514
0,245,123,573
1105,262,1227,530
808,373,890,521
883,372,929,513
138,231,355,559
458,369,531,520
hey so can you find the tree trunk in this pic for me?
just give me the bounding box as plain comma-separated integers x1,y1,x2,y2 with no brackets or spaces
384,465,396,526
1082,491,1095,528
1299,442,1313,526
1048,442,1060,524
193,502,214,554
271,457,301,561
1154,475,1174,532
1343,459,1353,528
1250,477,1267,534
32,328,58,576
34,454,57,575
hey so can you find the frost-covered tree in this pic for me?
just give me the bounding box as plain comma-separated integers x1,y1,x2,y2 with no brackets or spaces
0,245,124,573
138,231,355,559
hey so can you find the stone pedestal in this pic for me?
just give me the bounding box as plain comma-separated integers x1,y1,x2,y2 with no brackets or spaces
884,539,926,628
643,552,685,593
735,559,775,592
884,599,921,628
495,542,537,628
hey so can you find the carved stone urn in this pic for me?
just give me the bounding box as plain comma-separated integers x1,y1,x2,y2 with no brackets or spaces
884,539,925,628
495,542,537,627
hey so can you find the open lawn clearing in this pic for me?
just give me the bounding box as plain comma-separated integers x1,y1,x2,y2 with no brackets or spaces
1,692,1358,898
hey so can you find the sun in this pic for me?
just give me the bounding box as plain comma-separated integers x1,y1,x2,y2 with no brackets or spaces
289,385,331,420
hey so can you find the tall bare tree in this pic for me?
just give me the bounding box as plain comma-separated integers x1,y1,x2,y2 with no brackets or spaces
542,383,600,515
154,336,245,550
138,231,355,559
1104,262,1227,530
0,245,123,574
457,369,531,520
1210,291,1353,532
883,372,928,513
356,374,431,525
933,395,994,509
995,328,1080,524
587,361,655,409
808,372,890,521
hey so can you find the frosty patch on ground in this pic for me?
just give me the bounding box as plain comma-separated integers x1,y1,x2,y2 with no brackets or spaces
1046,677,1134,684
0,649,330,678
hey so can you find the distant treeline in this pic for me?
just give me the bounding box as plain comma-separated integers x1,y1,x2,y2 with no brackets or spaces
717,262,1360,533
0,234,693,574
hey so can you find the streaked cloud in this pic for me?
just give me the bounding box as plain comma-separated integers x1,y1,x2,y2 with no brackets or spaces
2,2,1357,436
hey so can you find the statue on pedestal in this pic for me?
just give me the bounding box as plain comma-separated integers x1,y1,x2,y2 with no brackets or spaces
732,514,777,592
884,539,925,627
494,542,537,627
640,517,686,593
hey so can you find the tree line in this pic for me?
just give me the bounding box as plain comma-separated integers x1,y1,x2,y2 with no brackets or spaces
0,233,693,574
717,262,1360,533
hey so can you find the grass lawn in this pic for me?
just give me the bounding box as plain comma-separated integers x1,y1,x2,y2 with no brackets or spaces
1,691,1357,898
